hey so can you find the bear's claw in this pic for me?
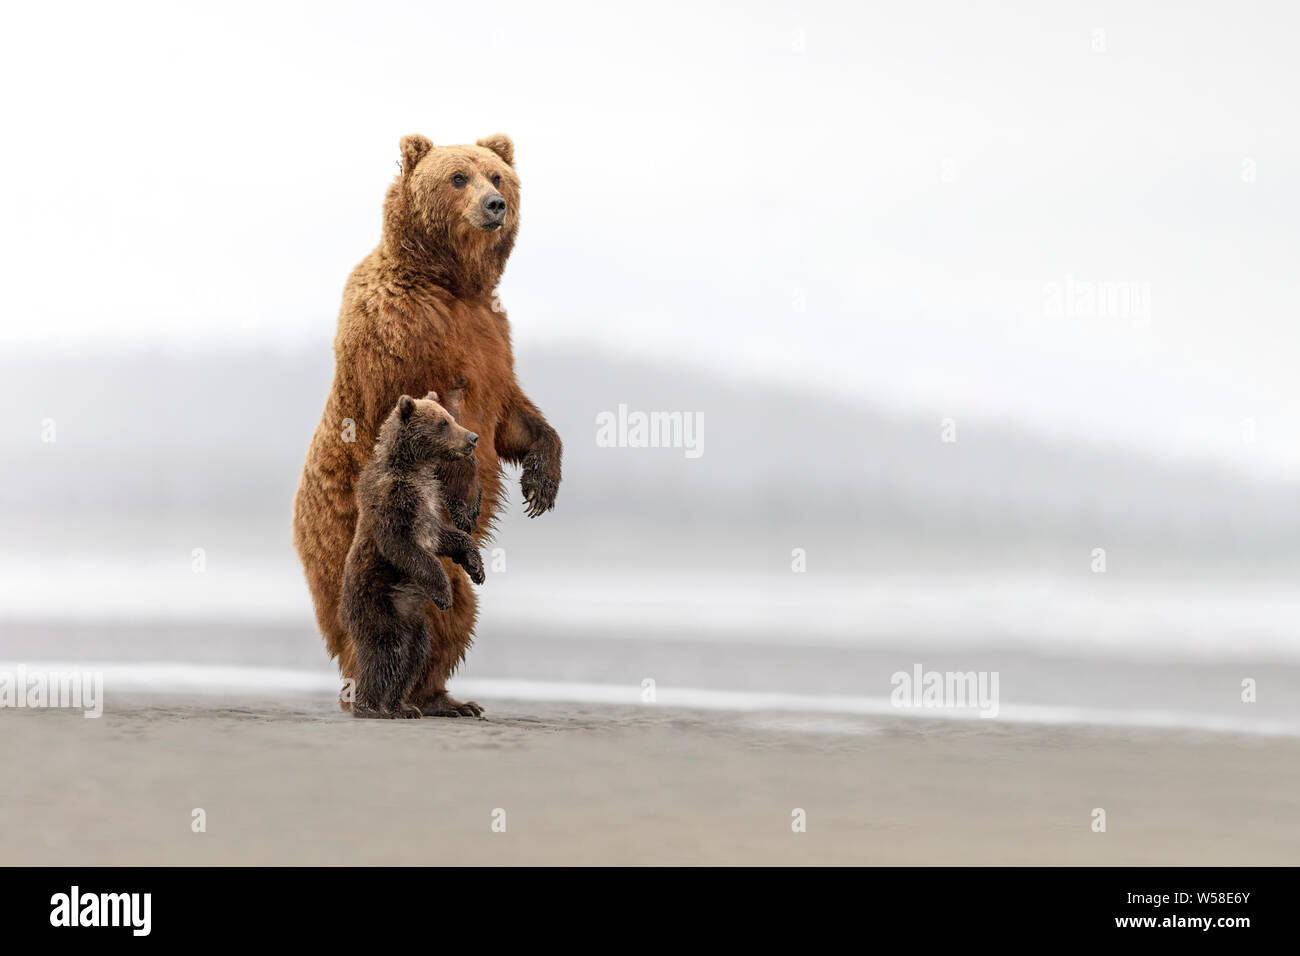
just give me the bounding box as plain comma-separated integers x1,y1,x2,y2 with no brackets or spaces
420,694,485,719
520,473,557,517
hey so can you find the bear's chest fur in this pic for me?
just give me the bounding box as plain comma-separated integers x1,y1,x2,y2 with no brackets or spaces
329,272,516,532
338,263,514,441
378,296,513,444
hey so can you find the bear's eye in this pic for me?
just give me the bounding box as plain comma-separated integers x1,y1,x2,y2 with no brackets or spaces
438,420,448,430
491,173,502,188
451,173,469,189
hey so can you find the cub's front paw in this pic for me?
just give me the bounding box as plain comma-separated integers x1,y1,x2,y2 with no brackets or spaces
461,547,485,585
447,488,482,534
423,580,453,610
418,566,454,610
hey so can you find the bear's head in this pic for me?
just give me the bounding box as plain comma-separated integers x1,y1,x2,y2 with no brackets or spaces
381,132,519,296
380,390,479,464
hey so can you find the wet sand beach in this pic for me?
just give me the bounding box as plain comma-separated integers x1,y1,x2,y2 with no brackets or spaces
3,691,1298,866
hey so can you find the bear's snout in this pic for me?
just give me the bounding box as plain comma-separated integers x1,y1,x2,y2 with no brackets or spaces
480,194,507,229
464,431,479,453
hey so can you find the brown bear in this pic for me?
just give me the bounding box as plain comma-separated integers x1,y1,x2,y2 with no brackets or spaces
341,392,486,719
292,132,562,716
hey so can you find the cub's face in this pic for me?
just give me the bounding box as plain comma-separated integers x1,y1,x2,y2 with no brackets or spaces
401,135,519,247
396,392,479,461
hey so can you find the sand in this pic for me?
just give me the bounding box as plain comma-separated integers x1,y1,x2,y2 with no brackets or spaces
3,691,1298,866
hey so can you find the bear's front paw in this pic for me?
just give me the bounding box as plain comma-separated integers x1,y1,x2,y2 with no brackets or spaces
520,460,559,518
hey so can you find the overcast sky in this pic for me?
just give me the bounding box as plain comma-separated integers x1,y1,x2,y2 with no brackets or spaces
2,0,1298,477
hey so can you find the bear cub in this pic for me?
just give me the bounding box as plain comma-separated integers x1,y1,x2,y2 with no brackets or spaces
340,391,486,718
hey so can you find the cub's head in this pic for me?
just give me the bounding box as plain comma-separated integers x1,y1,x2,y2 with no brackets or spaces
382,132,519,294
388,391,478,462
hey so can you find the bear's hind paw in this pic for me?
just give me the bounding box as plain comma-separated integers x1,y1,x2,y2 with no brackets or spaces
420,693,484,719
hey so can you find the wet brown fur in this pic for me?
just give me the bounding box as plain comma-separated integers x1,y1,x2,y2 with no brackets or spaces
292,133,562,715
341,393,485,718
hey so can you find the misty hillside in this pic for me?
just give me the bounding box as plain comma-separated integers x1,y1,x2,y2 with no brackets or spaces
2,345,1298,569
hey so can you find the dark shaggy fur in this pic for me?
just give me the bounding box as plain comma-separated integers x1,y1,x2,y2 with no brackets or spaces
340,392,486,719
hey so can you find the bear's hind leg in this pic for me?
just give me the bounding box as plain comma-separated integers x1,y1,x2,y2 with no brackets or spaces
293,463,361,707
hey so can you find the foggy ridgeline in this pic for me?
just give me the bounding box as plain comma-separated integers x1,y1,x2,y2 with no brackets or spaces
3,344,1298,574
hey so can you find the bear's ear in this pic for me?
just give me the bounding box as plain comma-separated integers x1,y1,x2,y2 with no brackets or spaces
398,395,416,421
400,134,433,175
424,390,439,403
476,133,514,167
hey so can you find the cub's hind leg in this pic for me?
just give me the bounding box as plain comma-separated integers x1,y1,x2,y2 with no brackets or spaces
393,614,432,716
354,635,420,718
354,585,427,719
415,572,483,718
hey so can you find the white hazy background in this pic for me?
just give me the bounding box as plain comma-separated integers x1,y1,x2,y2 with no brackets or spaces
2,0,1299,724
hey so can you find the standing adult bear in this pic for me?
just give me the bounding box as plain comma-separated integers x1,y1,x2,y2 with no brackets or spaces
293,132,562,716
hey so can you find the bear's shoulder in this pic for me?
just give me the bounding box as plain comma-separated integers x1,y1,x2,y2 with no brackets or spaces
337,264,454,353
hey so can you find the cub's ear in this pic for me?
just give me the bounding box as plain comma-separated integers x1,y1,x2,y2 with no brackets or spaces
400,134,433,175
398,395,416,421
476,133,514,167
424,390,439,402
